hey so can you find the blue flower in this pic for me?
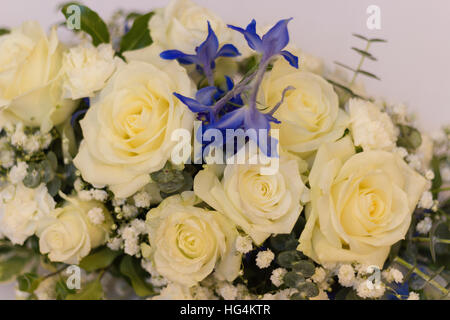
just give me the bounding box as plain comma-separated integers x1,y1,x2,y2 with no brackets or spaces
228,18,298,68
160,22,241,85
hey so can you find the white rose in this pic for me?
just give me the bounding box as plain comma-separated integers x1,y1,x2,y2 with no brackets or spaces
0,183,55,245
0,21,76,132
151,283,193,300
62,43,121,100
194,152,306,244
37,197,112,264
298,136,427,267
261,59,349,156
149,0,231,52
348,98,397,151
73,45,195,198
145,193,241,287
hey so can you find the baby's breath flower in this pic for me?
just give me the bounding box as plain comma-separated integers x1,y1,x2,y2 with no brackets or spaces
235,235,253,254
255,249,274,269
416,216,432,234
337,264,355,287
8,162,28,184
217,282,238,300
418,191,433,209
87,207,105,225
311,267,326,283
133,191,151,208
407,292,420,300
270,268,287,287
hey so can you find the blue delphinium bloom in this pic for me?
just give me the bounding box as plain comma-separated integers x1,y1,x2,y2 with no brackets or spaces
228,18,298,68
160,22,241,85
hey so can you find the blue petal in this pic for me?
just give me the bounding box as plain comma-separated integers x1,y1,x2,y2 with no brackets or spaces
173,93,210,113
213,107,246,130
196,21,219,68
280,50,299,68
261,18,292,58
160,50,198,65
225,76,234,91
216,44,241,58
195,86,218,106
228,19,263,52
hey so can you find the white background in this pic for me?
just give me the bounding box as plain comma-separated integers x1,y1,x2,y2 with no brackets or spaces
0,0,450,299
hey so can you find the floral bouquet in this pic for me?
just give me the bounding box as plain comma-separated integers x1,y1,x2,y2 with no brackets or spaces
0,0,448,301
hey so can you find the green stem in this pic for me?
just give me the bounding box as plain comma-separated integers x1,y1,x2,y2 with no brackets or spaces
432,187,450,193
413,237,450,245
394,257,449,296
350,41,371,86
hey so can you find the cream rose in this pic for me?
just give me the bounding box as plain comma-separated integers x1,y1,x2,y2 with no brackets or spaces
149,0,231,52
62,43,121,100
194,152,306,245
348,98,397,151
298,136,427,267
0,21,76,132
73,45,195,198
37,197,112,264
0,183,55,245
145,193,241,287
260,59,349,155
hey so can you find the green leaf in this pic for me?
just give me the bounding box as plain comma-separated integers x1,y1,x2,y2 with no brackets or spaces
0,28,10,36
397,125,422,151
0,255,30,282
61,2,110,46
356,69,381,80
23,163,42,188
55,279,76,300
17,273,42,293
352,47,377,61
352,34,369,41
119,255,154,297
283,271,305,288
120,12,154,53
66,277,103,300
334,61,356,72
291,260,316,278
297,282,319,298
276,250,302,268
369,38,388,43
79,247,120,272
270,234,298,252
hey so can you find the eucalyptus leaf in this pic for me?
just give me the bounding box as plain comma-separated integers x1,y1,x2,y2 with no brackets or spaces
119,255,154,297
120,12,154,53
276,250,302,268
23,163,41,188
283,271,305,288
397,125,422,151
79,247,120,272
270,234,298,252
297,282,319,298
291,260,315,278
66,277,103,300
46,177,62,197
61,2,110,46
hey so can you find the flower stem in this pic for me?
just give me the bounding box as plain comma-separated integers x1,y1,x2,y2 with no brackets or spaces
350,41,371,87
393,257,449,296
412,237,450,245
249,58,270,111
